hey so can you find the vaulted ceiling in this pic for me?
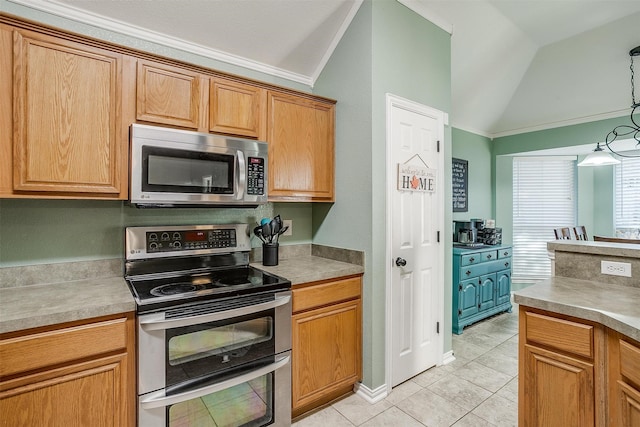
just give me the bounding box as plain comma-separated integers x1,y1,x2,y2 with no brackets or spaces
9,0,640,140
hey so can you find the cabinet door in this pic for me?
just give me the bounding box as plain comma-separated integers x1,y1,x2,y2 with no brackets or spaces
137,59,205,129
267,92,335,201
522,344,595,427
458,278,479,319
292,299,361,413
1,24,12,196
13,30,127,197
478,273,496,311
210,77,266,139
0,354,129,426
496,269,511,306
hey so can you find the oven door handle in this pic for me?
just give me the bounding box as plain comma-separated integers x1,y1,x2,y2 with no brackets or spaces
139,353,290,409
139,294,291,331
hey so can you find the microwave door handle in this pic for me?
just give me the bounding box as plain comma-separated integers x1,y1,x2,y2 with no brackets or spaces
139,294,291,331
139,354,290,410
236,152,246,199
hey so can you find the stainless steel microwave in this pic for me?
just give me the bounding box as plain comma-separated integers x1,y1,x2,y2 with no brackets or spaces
130,124,268,207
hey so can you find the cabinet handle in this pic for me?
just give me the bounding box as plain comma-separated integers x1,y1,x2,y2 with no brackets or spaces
505,262,509,268
478,304,481,309
503,251,509,256
459,284,462,291
465,270,471,276
487,254,492,259
469,257,475,262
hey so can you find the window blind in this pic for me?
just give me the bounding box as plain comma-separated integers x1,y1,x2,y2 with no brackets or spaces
512,157,576,283
615,157,640,236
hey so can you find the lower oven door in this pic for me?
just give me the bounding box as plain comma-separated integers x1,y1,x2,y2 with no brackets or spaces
138,290,291,394
139,351,291,427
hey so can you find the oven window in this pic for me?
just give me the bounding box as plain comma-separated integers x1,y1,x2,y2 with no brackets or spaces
168,373,273,427
169,318,273,366
142,146,234,194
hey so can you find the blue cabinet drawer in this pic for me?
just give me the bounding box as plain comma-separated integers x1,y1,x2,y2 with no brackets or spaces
460,259,511,279
480,250,498,262
460,253,481,266
498,248,512,258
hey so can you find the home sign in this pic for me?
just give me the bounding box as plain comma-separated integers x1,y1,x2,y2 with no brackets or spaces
397,163,436,192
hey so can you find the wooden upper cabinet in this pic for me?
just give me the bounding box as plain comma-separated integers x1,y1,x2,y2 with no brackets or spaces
210,77,266,139
12,29,128,198
136,60,207,129
0,24,12,196
267,92,335,202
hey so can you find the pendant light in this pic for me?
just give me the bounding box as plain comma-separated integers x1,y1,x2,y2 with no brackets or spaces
579,46,640,167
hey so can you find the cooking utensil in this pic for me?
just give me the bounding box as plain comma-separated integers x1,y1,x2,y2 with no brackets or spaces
274,225,289,243
261,222,272,243
270,218,280,239
261,217,270,226
253,225,266,243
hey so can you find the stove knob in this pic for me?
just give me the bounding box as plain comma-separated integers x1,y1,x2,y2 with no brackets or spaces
173,241,181,249
149,242,158,251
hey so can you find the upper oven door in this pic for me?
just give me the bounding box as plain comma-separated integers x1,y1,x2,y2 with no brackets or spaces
130,124,267,206
137,290,292,395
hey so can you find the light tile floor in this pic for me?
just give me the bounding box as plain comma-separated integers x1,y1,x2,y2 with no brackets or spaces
293,303,520,427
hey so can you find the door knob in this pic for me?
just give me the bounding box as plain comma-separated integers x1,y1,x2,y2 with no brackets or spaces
395,257,407,267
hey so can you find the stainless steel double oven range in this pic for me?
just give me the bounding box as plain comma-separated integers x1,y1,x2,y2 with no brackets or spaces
124,224,291,427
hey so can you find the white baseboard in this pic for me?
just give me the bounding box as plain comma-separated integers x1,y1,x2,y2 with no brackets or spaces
353,382,387,404
441,350,456,365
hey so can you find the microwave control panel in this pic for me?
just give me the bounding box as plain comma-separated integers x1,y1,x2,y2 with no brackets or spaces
247,157,265,195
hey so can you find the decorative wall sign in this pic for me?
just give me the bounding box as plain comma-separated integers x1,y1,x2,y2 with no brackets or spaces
397,154,436,192
452,158,468,212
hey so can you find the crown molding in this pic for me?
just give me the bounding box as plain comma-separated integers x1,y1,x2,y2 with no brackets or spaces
8,0,314,86
490,109,631,139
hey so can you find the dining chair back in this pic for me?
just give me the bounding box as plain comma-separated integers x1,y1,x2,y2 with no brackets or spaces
553,227,572,240
573,226,588,241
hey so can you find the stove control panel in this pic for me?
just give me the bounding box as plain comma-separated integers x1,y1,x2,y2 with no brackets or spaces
126,224,251,260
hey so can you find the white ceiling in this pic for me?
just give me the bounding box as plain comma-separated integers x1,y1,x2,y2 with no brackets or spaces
11,0,640,140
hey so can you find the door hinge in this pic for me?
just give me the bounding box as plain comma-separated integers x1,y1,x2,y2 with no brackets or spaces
436,321,440,334
437,140,440,152
437,231,440,242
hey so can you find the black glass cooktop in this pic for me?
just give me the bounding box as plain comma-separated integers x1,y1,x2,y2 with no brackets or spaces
126,266,290,312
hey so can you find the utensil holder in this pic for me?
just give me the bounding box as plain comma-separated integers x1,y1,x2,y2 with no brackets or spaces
262,243,279,266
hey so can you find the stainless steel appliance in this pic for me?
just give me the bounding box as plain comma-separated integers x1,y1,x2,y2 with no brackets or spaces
124,224,291,427
130,124,268,207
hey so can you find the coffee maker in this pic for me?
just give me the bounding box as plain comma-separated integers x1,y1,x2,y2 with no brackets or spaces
453,219,485,245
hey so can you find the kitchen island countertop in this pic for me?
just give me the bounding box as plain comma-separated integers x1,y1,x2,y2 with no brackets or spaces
513,276,640,342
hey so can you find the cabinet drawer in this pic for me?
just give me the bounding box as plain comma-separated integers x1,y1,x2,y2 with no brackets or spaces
460,253,482,266
293,277,361,313
0,317,128,378
525,311,593,358
620,340,640,387
460,259,512,280
480,250,498,262
498,247,512,258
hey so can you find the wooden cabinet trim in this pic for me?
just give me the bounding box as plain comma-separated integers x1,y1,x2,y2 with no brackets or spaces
620,339,640,389
0,316,128,379
292,276,361,313
524,310,594,359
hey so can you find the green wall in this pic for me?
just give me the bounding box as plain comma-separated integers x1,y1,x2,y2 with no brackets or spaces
451,128,493,221
313,0,451,389
493,117,620,244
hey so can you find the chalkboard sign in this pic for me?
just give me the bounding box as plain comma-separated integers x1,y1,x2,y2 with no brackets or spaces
452,158,468,212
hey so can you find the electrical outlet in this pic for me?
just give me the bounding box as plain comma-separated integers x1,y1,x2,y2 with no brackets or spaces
601,260,632,277
282,219,293,236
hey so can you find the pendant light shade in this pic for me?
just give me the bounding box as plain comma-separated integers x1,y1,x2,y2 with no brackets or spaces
578,143,621,166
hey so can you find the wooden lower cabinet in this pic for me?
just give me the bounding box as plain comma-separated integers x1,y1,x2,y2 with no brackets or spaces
291,275,362,417
0,313,136,427
607,332,640,427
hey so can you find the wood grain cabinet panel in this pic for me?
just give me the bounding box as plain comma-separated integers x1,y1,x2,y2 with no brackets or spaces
210,77,266,139
608,333,640,427
12,29,127,197
267,92,335,202
291,276,362,418
0,313,136,427
136,60,206,129
1,24,12,196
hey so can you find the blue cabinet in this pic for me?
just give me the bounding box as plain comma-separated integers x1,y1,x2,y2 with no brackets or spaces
453,246,512,334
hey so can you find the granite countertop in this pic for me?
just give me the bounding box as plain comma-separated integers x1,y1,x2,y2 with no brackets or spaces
548,240,640,258
251,255,364,286
0,277,135,334
513,276,640,342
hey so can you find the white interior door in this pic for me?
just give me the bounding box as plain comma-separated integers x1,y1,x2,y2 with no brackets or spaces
386,94,445,388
